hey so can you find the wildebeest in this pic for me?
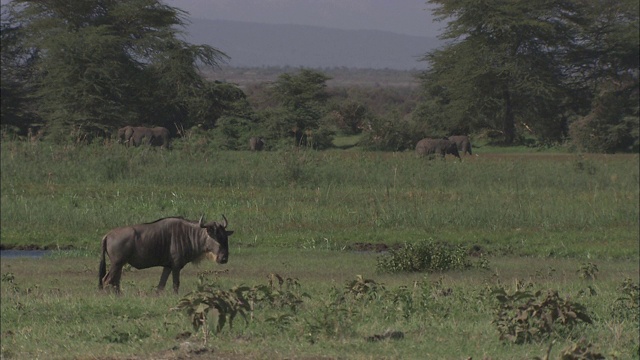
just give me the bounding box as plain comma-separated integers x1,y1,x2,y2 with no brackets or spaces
448,135,472,156
249,137,265,151
415,138,461,159
99,215,233,293
118,126,171,148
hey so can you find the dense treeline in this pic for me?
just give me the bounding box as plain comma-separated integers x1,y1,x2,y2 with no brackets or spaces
419,0,639,152
1,0,638,152
1,0,240,143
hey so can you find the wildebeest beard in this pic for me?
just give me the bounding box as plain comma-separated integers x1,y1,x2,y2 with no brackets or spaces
192,251,217,265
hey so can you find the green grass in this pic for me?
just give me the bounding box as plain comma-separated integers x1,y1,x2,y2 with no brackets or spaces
1,142,638,259
1,250,638,359
332,134,364,149
1,141,639,359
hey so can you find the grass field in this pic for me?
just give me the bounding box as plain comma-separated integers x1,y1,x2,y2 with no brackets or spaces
1,141,638,359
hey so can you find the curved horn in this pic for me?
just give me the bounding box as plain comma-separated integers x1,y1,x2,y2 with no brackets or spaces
198,215,205,228
221,214,228,228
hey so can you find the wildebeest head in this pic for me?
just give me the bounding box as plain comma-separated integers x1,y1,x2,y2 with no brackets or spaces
198,215,233,264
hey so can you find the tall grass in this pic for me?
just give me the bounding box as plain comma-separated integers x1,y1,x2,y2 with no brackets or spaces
1,142,638,259
1,141,639,359
1,252,638,359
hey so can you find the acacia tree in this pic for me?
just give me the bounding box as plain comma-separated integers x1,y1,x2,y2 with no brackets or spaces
0,7,38,136
4,0,231,142
419,0,638,149
264,69,334,148
419,0,587,144
567,0,639,152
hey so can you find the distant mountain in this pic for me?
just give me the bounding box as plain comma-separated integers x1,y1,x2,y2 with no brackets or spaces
181,19,442,70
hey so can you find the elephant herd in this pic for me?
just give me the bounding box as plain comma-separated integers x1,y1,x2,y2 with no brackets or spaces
116,126,470,158
415,135,473,160
117,126,171,148
117,126,268,152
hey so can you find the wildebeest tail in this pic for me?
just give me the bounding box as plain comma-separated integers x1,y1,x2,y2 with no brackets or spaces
98,235,107,289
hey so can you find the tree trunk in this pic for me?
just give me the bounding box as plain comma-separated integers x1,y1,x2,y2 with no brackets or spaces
502,87,515,144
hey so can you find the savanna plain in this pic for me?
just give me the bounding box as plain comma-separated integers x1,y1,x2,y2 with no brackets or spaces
1,141,638,360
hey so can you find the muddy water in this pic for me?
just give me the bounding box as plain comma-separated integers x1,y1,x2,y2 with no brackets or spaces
0,250,52,258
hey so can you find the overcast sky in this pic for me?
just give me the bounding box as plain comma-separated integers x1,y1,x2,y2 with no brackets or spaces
164,0,443,38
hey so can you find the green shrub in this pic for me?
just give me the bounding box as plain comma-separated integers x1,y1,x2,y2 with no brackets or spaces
302,286,355,344
174,275,251,344
265,273,310,313
559,339,605,360
376,239,471,273
343,275,385,301
568,80,639,153
612,278,640,322
534,339,605,360
492,288,593,344
576,262,599,280
1,272,19,293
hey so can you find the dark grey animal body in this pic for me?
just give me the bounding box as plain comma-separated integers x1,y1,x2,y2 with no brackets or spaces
415,138,461,159
117,126,170,148
117,126,134,146
99,215,233,293
131,126,170,148
448,135,472,155
249,137,265,151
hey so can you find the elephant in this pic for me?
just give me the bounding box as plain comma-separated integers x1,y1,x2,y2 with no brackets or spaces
148,127,171,148
448,135,472,155
415,138,461,159
249,137,265,151
120,126,170,148
129,127,154,147
117,126,135,146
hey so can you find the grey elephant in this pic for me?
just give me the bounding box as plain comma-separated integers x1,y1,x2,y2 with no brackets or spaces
415,138,461,159
117,126,135,146
148,127,171,148
249,137,265,151
124,126,170,148
128,127,154,147
448,135,472,155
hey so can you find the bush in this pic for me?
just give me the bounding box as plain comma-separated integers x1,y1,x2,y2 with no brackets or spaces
360,113,424,151
492,288,592,344
174,275,251,341
569,79,639,153
612,278,640,322
376,239,471,273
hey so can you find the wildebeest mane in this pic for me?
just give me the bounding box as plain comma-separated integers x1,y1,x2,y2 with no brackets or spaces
143,216,190,225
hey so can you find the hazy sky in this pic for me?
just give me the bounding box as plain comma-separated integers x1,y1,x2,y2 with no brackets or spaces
164,0,443,38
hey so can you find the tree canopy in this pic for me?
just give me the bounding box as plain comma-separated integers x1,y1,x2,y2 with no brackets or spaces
1,0,636,153
263,69,334,149
418,0,639,150
1,0,237,142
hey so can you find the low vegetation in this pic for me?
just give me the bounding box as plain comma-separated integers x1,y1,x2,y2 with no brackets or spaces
1,142,638,358
2,142,638,258
2,1,637,357
376,239,472,273
1,253,638,359
492,287,593,344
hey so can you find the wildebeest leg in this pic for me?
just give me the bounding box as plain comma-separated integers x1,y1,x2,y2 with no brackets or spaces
157,267,172,291
171,268,181,294
103,262,124,293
